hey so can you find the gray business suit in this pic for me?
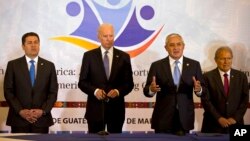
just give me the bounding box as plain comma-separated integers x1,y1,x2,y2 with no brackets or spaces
4,56,58,128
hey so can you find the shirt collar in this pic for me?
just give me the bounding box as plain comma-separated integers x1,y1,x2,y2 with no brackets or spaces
101,46,113,55
25,56,38,63
218,68,231,76
169,56,183,65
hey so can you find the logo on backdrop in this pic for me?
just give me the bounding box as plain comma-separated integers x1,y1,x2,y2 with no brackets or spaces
51,0,163,57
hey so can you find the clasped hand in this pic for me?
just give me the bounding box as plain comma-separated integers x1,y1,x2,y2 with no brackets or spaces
96,89,118,101
19,109,43,123
218,117,236,128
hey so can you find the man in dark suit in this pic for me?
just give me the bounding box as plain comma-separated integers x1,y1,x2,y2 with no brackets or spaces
143,33,205,135
201,46,249,134
4,32,58,133
78,23,134,133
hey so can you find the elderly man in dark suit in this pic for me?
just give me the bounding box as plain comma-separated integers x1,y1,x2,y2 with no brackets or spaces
78,23,134,134
201,46,249,134
4,32,58,133
143,33,205,135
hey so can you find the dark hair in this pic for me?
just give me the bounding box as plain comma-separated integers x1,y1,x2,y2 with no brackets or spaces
22,32,40,45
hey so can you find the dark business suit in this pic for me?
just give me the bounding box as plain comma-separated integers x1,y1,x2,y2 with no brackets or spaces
4,56,58,132
201,68,249,133
144,56,205,132
78,47,134,133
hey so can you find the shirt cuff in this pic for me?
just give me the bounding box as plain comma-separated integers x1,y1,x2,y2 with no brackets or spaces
148,86,156,96
194,87,202,96
94,88,99,96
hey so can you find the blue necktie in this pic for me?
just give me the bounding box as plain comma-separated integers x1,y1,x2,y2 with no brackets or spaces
103,51,109,79
29,60,35,86
173,60,181,86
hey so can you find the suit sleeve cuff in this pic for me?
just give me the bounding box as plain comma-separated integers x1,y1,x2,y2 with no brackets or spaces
194,87,202,96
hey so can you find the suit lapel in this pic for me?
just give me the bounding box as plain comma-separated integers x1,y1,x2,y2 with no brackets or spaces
163,57,174,85
213,69,226,98
228,69,236,98
95,47,108,80
180,57,194,85
20,56,33,87
181,57,189,81
109,48,120,81
35,57,44,87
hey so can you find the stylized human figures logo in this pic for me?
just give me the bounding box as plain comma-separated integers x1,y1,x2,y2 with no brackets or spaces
51,0,164,58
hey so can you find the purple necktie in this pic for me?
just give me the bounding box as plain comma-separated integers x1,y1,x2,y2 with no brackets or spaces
103,51,109,79
223,73,229,96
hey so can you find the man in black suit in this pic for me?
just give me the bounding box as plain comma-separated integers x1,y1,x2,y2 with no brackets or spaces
143,33,205,135
4,32,58,133
201,46,249,133
78,23,134,133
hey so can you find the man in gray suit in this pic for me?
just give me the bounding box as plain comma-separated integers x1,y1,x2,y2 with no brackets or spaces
144,33,205,135
201,46,249,133
4,32,58,133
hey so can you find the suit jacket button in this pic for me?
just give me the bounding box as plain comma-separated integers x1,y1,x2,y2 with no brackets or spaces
43,110,46,116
